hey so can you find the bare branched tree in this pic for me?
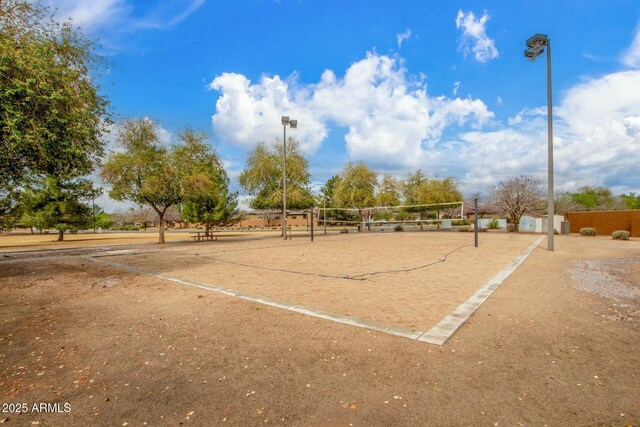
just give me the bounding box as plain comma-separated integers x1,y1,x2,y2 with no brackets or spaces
554,192,582,215
490,176,544,232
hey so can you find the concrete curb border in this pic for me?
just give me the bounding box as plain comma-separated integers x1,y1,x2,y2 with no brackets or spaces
416,236,545,345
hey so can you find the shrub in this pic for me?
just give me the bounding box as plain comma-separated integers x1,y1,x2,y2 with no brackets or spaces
340,228,349,234
394,212,410,221
394,225,404,232
612,230,630,240
112,225,141,231
374,212,392,220
458,226,486,232
580,227,596,236
506,223,516,232
488,219,499,229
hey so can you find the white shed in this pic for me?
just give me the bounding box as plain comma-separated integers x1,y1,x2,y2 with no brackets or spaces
519,214,564,233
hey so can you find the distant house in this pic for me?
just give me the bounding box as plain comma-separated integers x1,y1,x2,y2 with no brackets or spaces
463,202,502,219
237,210,312,228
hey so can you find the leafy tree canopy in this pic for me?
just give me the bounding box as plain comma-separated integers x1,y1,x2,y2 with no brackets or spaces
19,176,94,240
376,174,401,207
569,186,623,211
620,192,640,210
333,161,377,209
319,175,341,206
102,119,182,210
239,139,314,211
177,129,238,232
402,171,462,209
94,212,115,230
101,119,182,243
402,169,428,206
0,0,110,188
420,177,463,212
102,121,237,242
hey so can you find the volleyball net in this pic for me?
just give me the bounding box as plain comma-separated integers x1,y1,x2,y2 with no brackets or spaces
316,202,465,231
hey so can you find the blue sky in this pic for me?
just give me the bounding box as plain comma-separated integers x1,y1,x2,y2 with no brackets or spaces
48,0,640,210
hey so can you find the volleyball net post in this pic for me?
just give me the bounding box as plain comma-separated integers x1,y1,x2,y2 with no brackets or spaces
310,207,314,242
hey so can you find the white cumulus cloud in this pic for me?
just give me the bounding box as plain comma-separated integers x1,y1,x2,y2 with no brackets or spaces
458,70,640,195
455,10,499,63
210,49,640,196
210,52,494,168
209,73,327,153
553,71,640,191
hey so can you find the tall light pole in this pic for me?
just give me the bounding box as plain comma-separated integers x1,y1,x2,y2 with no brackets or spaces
281,116,297,240
525,33,554,251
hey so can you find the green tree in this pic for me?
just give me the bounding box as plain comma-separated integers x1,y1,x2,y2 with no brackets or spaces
402,171,462,229
333,161,378,228
402,170,428,205
177,129,238,235
239,139,314,212
319,175,341,207
318,175,344,221
0,0,109,189
101,119,183,243
422,177,463,217
0,186,20,230
85,186,103,232
94,212,116,230
570,186,623,211
620,192,640,210
376,174,401,207
19,176,93,241
402,170,428,228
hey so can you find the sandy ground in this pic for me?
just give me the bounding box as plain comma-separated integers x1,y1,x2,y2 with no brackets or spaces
0,232,639,426
102,232,540,330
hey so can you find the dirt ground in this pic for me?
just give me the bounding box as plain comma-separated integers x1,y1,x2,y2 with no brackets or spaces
0,230,282,251
102,232,541,331
1,232,639,426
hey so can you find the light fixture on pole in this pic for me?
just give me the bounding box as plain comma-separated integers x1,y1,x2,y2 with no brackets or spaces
525,33,554,252
281,116,297,241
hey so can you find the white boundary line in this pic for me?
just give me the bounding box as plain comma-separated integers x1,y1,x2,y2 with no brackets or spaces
83,236,544,346
416,236,545,344
83,255,424,340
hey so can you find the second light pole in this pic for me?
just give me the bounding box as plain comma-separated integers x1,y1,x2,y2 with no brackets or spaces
281,116,297,240
525,33,554,251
